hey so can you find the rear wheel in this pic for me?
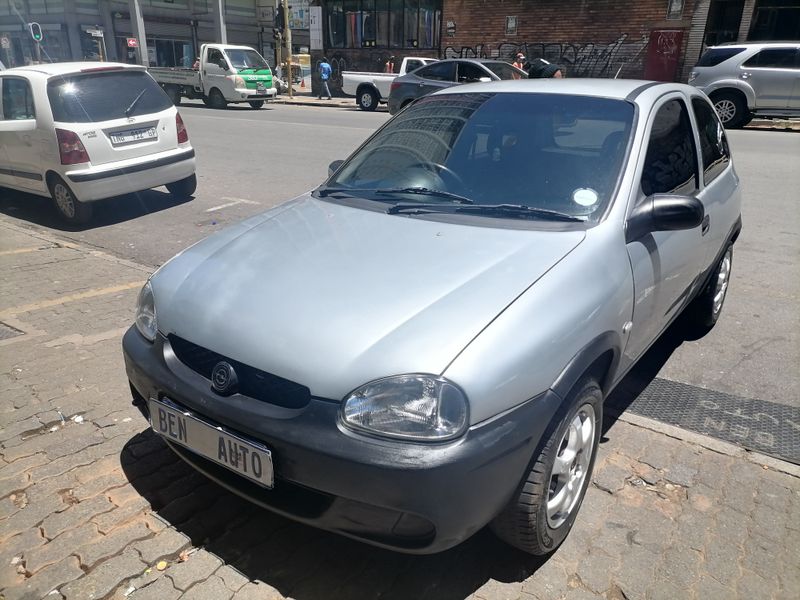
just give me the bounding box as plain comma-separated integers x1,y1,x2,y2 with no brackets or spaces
164,84,181,106
358,88,379,111
491,378,602,555
49,175,92,224
166,174,197,199
208,88,227,110
248,100,265,109
711,91,751,128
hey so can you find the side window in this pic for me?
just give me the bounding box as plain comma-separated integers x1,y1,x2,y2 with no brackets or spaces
416,62,456,82
405,59,423,72
641,99,698,197
691,98,731,185
457,62,488,83
742,48,799,69
1,78,36,120
207,48,223,65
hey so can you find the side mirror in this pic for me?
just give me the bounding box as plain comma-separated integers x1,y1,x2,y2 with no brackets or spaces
625,194,704,243
328,159,344,177
478,77,492,83
0,119,36,132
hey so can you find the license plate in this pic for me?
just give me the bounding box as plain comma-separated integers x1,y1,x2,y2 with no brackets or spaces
256,82,265,92
110,126,157,145
148,398,274,488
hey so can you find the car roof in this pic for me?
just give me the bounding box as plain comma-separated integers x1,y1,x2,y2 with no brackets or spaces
711,41,800,49
4,62,145,77
429,78,687,101
434,58,515,65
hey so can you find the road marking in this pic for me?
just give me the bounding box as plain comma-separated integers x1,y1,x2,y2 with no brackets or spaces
0,246,53,257
0,281,145,318
44,326,130,348
205,197,259,212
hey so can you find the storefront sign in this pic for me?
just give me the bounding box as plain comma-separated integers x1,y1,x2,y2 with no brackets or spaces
127,38,138,48
85,28,104,38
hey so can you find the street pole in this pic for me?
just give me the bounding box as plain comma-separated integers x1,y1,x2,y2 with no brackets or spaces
284,3,292,98
127,0,148,66
212,0,227,45
35,40,41,64
275,32,282,89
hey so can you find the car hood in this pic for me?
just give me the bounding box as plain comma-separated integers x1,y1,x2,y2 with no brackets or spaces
153,196,585,400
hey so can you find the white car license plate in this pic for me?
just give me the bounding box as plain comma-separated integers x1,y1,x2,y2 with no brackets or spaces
256,82,266,92
148,398,274,488
110,126,157,145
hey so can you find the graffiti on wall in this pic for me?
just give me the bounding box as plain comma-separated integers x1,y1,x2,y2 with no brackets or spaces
444,34,649,78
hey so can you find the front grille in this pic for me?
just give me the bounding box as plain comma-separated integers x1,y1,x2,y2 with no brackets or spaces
168,335,311,409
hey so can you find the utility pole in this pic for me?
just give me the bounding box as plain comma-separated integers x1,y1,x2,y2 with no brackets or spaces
127,0,148,66
212,0,227,44
284,1,292,98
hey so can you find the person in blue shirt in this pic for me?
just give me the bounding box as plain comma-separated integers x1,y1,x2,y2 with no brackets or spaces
318,57,332,100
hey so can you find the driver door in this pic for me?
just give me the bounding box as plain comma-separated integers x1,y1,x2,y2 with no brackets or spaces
622,95,705,366
414,62,457,98
203,47,229,97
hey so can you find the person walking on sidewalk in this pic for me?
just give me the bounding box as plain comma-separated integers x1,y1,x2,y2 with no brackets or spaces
318,57,333,100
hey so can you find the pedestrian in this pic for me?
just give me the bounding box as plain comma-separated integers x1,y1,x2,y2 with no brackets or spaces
512,53,526,71
318,57,332,100
384,55,395,74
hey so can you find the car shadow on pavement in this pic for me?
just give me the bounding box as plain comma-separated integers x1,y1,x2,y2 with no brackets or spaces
0,188,194,232
121,432,549,599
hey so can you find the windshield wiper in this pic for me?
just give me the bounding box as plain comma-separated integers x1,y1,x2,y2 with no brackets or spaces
388,203,584,222
376,187,474,205
125,89,147,118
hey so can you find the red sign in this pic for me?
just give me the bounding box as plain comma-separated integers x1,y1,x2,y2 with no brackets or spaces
643,30,684,82
126,38,139,48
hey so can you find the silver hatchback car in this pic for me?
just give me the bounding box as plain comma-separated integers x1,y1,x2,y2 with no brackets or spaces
689,42,800,128
123,80,742,556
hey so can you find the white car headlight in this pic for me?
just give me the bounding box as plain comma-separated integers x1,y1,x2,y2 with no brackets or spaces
342,374,468,441
233,75,246,88
135,281,157,342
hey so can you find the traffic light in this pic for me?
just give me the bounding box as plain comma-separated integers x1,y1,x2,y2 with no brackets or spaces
274,1,285,34
28,22,43,42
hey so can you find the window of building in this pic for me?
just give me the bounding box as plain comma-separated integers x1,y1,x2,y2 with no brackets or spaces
641,99,698,197
742,48,799,69
1,78,35,120
325,0,441,49
692,98,731,185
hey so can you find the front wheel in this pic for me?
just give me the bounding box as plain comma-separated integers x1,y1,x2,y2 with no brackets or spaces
49,175,92,224
491,378,602,555
712,91,751,129
248,100,265,109
358,88,379,111
208,88,227,110
685,243,733,333
166,174,197,199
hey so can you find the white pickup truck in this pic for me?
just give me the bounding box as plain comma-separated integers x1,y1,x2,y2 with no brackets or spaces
150,44,277,110
342,56,437,111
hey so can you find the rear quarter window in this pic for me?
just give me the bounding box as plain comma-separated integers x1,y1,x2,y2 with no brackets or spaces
47,70,172,123
697,47,746,67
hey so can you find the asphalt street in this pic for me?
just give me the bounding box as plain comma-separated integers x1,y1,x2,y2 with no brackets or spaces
1,101,798,417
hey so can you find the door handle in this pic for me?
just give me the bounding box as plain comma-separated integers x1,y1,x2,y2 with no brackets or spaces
701,215,710,235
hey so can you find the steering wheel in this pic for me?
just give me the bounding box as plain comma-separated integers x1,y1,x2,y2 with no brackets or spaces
408,162,467,193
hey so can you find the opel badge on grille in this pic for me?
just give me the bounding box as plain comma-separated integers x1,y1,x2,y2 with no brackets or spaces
211,361,238,395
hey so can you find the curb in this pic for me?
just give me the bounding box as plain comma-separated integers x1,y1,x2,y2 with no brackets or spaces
746,118,800,131
3,215,798,479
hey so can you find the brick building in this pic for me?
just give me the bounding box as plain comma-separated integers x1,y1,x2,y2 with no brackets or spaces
312,0,799,96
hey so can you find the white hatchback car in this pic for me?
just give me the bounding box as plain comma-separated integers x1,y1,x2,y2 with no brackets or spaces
0,62,196,224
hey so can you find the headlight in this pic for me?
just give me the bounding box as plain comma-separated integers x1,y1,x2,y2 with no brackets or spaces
135,281,157,342
233,75,246,88
342,374,468,441
688,70,698,83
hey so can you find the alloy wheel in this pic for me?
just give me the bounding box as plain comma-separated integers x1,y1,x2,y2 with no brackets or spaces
714,99,736,124
54,183,76,219
547,403,596,529
712,248,732,316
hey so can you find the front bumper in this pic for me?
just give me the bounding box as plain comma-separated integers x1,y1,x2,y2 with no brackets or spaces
233,87,278,101
65,148,196,202
122,327,563,554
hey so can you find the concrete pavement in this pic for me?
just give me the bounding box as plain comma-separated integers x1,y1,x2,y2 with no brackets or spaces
1,217,798,600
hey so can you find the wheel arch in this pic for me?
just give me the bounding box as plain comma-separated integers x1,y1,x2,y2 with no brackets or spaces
356,82,379,98
707,84,754,109
550,331,622,400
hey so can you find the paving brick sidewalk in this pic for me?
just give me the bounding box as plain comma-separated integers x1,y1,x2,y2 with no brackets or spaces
1,218,798,600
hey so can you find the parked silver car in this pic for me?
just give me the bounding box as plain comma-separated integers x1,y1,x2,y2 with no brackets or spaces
123,79,742,555
689,42,800,128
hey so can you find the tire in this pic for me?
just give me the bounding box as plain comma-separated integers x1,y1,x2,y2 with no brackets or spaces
208,88,227,110
166,174,197,199
165,85,181,106
711,91,750,129
491,378,602,555
49,175,92,225
248,100,265,109
685,243,733,332
358,88,379,111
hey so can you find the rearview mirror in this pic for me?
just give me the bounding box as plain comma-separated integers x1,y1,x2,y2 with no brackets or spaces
625,194,704,243
0,119,36,132
328,159,344,177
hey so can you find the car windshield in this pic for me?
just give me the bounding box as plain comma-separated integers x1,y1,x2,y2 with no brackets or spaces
485,62,527,79
226,49,269,71
47,70,172,123
324,92,634,222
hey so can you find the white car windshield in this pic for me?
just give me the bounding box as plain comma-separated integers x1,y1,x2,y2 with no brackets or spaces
225,49,269,71
325,92,634,222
